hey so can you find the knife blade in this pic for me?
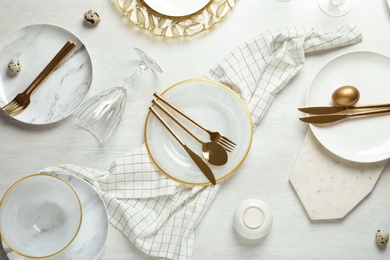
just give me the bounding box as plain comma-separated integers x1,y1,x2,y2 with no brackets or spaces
298,106,345,114
300,108,390,124
299,103,390,115
149,106,216,185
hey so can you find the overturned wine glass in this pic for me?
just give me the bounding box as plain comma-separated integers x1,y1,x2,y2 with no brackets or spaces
74,48,162,143
317,0,354,17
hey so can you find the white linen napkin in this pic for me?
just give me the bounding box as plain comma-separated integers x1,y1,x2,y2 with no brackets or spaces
40,25,362,260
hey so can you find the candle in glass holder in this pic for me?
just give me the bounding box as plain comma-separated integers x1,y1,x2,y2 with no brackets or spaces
233,199,273,239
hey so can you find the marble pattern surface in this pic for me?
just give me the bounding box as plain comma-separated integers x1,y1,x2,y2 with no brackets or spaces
2,173,108,260
290,130,388,220
0,24,92,124
2,1,390,259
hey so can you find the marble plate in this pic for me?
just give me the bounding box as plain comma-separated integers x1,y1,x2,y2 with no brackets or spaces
306,51,390,163
2,173,108,260
143,0,211,17
145,78,253,185
0,24,92,124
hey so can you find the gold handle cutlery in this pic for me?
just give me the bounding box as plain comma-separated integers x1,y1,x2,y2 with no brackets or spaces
152,99,228,166
299,108,390,124
2,41,76,117
299,103,390,115
149,106,217,185
153,92,236,152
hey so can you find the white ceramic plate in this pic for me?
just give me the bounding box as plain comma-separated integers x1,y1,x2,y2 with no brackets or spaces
145,78,253,185
306,51,390,163
143,0,211,17
2,173,108,260
0,24,92,124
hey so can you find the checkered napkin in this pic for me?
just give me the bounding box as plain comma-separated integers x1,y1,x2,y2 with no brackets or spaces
40,25,361,259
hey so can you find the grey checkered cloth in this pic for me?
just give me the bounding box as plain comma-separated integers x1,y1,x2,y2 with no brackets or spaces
41,25,362,259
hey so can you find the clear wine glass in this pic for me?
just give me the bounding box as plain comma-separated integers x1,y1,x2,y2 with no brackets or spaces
74,48,162,143
317,0,354,17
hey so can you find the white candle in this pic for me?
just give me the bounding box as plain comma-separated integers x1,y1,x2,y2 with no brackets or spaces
243,207,264,229
234,199,273,239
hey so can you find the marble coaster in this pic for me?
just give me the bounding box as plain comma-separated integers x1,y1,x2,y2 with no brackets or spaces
289,129,388,220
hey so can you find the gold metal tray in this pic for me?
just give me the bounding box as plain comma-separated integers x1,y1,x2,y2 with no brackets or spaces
113,0,236,37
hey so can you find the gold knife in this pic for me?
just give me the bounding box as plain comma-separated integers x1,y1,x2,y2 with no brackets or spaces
149,106,216,185
300,108,390,124
299,103,390,114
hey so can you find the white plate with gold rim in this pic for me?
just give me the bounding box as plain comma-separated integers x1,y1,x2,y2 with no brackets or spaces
2,172,108,260
143,0,211,17
306,51,390,163
145,78,253,185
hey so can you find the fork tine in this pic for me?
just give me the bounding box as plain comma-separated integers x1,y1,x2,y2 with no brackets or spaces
3,102,22,117
220,136,236,146
2,101,17,111
218,137,236,149
217,140,234,152
8,106,25,117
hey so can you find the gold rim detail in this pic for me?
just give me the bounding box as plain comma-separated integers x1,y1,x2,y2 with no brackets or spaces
113,0,236,37
0,173,82,259
144,78,253,186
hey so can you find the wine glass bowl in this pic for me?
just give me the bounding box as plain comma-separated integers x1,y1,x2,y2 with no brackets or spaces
74,48,162,143
317,0,354,17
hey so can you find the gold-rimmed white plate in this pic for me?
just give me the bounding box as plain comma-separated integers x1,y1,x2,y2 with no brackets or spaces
145,78,253,185
143,0,211,17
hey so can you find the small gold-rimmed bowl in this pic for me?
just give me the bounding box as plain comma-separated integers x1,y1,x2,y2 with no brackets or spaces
0,173,82,258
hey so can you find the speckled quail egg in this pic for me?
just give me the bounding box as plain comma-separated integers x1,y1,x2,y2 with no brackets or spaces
376,229,389,246
7,58,21,74
84,10,101,25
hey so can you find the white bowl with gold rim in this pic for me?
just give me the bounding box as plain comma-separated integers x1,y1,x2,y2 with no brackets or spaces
0,173,82,258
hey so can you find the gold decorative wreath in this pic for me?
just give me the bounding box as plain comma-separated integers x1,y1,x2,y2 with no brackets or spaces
113,0,236,37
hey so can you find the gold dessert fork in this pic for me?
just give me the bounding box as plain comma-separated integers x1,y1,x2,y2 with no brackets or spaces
153,92,236,152
2,40,76,117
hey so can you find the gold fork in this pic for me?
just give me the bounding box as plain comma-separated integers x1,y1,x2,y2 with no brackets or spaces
2,41,76,117
153,92,236,152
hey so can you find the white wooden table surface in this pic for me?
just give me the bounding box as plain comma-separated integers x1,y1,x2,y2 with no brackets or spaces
1,0,390,259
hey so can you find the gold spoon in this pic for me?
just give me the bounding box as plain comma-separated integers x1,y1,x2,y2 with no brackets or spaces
152,99,228,166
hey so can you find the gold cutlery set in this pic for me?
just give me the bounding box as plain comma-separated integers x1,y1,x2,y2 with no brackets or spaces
1,41,76,117
150,92,236,185
299,86,390,124
299,104,390,124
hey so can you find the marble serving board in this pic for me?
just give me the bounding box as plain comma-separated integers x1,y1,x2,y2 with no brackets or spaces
290,129,388,220
0,24,92,124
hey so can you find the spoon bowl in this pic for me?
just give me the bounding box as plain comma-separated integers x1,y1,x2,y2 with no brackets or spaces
202,142,228,166
331,85,360,107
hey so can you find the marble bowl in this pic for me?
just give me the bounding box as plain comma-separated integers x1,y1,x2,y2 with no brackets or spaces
0,174,82,258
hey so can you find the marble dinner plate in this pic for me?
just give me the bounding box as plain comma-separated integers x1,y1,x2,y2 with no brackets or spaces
143,0,211,17
145,78,253,185
0,24,92,124
306,51,390,163
2,173,108,260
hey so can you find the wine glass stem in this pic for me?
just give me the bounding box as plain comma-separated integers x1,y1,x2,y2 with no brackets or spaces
122,62,147,92
330,0,344,6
